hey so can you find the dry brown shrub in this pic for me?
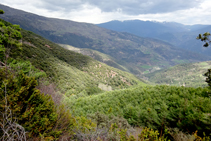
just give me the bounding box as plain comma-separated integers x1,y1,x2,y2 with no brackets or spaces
37,80,62,105
168,128,195,141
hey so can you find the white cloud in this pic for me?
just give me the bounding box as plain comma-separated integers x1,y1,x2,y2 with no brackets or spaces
0,0,211,25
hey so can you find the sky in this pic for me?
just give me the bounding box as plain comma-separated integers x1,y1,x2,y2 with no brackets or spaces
1,0,211,25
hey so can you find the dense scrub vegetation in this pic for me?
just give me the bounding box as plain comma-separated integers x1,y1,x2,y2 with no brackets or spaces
66,85,211,136
0,14,74,139
0,18,144,96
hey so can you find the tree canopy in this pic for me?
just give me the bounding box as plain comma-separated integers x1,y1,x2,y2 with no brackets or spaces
197,32,211,47
0,10,4,14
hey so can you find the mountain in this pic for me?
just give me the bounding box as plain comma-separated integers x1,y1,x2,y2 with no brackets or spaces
143,61,211,87
1,14,211,140
0,18,144,96
97,20,211,56
0,4,210,76
97,20,208,38
58,44,129,72
163,26,211,56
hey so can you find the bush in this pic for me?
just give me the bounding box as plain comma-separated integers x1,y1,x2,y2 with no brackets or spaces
67,85,211,136
0,69,58,137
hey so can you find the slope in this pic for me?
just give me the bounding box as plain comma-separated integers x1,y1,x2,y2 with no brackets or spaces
0,18,144,96
0,4,210,76
65,84,211,135
143,61,211,87
97,20,208,38
58,44,131,72
166,26,211,56
97,20,211,56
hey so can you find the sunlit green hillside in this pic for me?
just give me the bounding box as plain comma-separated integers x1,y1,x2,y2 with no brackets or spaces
1,19,145,96
65,84,211,135
59,44,130,72
144,61,211,87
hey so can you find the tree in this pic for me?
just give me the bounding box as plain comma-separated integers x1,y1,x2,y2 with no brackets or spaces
0,10,4,14
197,32,211,47
197,32,211,86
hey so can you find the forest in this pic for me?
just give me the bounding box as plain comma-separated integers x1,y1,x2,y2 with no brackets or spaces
0,9,211,141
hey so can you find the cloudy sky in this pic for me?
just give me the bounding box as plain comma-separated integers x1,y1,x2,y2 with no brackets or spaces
1,0,211,25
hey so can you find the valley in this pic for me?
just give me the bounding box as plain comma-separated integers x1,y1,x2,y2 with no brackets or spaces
0,4,211,141
0,4,210,77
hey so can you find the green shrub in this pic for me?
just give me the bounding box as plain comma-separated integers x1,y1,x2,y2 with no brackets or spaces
0,69,57,137
67,85,211,136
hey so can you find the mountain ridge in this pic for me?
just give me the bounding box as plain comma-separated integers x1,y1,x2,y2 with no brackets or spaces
97,20,211,56
0,4,210,76
0,18,145,96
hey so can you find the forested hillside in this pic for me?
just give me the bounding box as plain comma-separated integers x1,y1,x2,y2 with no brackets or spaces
59,44,128,72
0,12,147,140
0,18,144,96
144,61,211,87
66,85,211,138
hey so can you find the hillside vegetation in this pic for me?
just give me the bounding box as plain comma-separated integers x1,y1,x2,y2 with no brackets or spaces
59,44,129,72
0,15,150,140
0,4,210,76
144,61,211,87
0,18,144,96
1,9,211,141
66,85,211,136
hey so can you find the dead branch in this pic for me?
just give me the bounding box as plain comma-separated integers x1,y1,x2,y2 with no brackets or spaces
0,83,27,141
0,61,6,67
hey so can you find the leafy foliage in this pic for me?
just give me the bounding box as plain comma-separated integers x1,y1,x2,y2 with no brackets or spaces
0,69,57,136
8,59,47,79
0,10,4,14
197,32,211,47
0,18,22,62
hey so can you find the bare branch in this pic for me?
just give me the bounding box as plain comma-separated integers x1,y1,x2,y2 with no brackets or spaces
0,83,27,141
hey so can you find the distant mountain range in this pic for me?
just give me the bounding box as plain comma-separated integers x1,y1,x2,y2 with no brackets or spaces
97,20,208,37
0,4,210,77
97,20,211,56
